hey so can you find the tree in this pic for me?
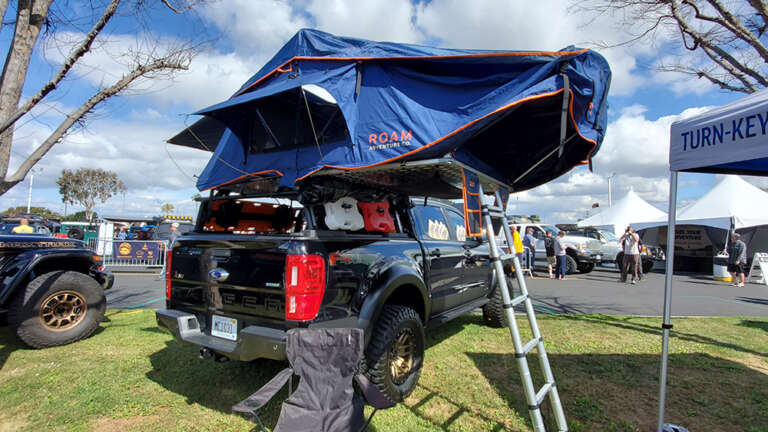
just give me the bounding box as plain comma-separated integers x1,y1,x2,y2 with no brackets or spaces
63,210,97,222
161,203,175,213
0,0,204,195
2,206,63,219
575,0,768,93
529,214,541,223
57,168,126,221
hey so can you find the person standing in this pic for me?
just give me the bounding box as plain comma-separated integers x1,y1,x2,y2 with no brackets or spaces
512,226,524,264
522,227,537,275
11,218,34,234
116,226,128,240
544,230,556,278
727,232,747,287
169,222,181,245
621,226,640,284
554,231,567,279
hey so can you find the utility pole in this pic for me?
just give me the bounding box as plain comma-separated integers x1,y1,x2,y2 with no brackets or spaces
26,168,42,213
607,172,616,207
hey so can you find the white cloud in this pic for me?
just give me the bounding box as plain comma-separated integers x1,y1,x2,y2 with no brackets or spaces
306,0,421,43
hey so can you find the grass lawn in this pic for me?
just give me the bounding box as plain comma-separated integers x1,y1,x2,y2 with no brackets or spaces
0,310,766,431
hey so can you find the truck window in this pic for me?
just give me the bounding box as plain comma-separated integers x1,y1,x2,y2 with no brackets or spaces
531,226,545,239
201,200,299,234
413,206,450,241
444,210,466,242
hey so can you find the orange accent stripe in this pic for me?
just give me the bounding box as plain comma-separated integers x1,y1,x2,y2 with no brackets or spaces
201,170,284,191
235,49,591,96
276,63,293,73
294,88,569,183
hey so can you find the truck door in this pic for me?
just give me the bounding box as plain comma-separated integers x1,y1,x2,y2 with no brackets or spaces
444,208,490,303
411,205,466,316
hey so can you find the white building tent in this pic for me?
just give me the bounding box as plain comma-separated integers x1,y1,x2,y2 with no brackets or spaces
657,88,768,431
577,189,667,235
637,175,768,230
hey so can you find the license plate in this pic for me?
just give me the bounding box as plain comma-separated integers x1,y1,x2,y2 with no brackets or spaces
211,315,237,341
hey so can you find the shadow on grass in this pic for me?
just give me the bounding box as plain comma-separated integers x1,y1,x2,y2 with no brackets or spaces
560,314,768,358
465,352,768,432
740,319,768,332
145,339,382,431
0,326,25,370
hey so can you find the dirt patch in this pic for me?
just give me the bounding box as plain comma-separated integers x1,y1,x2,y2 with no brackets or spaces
90,414,159,432
0,413,28,432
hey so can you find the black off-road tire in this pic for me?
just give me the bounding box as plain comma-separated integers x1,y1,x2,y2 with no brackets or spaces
565,255,578,275
67,227,84,240
578,262,595,274
8,271,106,349
482,282,509,328
362,305,424,404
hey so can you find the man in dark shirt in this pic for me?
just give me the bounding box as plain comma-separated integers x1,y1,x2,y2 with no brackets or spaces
544,231,556,279
727,232,747,287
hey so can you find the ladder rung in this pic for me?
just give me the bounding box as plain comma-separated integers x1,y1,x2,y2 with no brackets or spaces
516,337,540,358
535,382,554,407
503,294,527,309
499,253,514,261
486,210,504,218
483,205,503,212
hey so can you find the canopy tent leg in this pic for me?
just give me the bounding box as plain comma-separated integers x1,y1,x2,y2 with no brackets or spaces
657,171,678,432
558,68,570,158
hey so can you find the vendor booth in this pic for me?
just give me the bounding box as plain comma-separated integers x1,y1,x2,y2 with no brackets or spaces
658,87,768,431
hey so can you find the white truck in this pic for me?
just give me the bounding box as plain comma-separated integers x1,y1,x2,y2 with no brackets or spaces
508,223,603,274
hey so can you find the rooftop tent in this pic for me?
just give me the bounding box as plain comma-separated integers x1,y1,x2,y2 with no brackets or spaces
657,88,768,432
577,189,667,235
170,29,611,196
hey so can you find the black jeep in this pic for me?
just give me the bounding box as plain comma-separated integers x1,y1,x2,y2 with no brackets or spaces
0,234,114,348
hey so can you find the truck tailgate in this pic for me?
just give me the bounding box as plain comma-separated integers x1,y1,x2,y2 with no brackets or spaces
169,235,290,323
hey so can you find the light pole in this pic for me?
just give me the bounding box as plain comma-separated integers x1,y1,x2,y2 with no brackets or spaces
607,172,616,207
26,168,42,213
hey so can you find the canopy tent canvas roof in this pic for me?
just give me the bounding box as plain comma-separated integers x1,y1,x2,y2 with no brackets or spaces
634,175,768,230
576,189,667,235
657,88,768,431
169,29,611,197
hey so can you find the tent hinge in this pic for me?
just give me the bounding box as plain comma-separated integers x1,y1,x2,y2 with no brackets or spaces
558,64,570,158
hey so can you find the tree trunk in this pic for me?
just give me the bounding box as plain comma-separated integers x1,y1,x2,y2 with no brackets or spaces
0,0,53,179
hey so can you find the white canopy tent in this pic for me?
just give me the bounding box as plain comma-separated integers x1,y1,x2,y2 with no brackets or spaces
577,189,667,235
637,175,768,230
657,88,768,431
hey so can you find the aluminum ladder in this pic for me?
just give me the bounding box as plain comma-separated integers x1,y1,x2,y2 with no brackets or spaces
480,185,568,432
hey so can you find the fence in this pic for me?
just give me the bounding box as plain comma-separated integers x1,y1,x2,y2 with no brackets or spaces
88,238,168,273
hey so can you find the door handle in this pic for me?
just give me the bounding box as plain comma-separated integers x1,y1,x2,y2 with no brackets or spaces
429,248,441,257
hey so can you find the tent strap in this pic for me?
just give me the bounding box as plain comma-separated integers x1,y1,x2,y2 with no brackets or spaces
558,65,571,158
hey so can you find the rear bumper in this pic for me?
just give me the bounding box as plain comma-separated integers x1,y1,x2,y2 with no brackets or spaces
155,309,287,361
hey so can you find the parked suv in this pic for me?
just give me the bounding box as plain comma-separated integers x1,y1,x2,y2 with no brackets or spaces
0,233,113,348
157,193,506,405
509,223,602,274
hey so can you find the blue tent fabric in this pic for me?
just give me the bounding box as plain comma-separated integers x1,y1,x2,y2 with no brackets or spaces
178,29,611,193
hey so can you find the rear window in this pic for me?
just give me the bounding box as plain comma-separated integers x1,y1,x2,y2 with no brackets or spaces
200,200,301,234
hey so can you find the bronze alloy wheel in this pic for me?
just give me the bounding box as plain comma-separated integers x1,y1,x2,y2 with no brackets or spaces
39,290,87,331
390,329,415,385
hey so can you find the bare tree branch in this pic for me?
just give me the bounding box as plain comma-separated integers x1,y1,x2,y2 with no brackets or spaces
3,49,192,187
0,0,121,137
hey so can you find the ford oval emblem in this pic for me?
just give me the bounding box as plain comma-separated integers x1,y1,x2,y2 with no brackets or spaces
208,268,229,282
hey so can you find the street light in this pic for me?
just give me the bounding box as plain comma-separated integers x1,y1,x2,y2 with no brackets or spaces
607,172,616,207
26,167,42,213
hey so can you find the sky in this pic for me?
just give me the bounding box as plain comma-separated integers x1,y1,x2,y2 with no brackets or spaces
0,0,760,222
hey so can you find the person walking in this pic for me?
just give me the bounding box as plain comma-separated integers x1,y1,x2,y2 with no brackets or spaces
544,230,556,278
621,226,640,284
522,227,536,275
554,231,567,280
727,232,747,287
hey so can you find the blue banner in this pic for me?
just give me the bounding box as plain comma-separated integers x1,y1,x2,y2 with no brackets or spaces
113,241,160,260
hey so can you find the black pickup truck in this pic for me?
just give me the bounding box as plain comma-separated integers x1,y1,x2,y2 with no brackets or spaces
157,194,507,404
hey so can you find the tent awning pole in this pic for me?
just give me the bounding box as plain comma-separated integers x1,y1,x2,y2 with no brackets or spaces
657,170,678,432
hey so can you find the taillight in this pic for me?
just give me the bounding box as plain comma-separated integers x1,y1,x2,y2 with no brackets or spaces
165,249,173,299
284,254,326,321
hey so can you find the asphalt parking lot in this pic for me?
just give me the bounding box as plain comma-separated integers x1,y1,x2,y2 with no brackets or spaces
106,266,768,317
